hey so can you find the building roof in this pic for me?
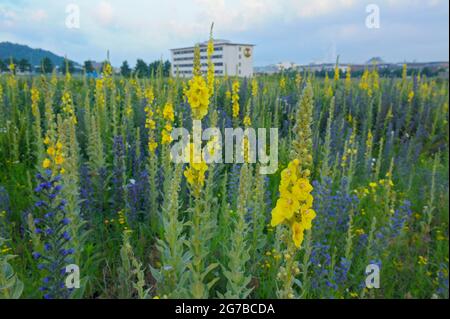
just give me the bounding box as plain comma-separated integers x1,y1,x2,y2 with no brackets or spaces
171,40,254,51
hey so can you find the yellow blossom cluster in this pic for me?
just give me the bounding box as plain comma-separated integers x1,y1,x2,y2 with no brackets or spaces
243,115,251,127
95,79,105,109
366,130,373,150
42,137,65,173
271,159,316,248
161,102,174,145
334,66,340,81
279,77,286,90
418,256,428,266
31,87,40,117
360,69,370,90
186,75,210,120
61,91,77,124
407,91,415,104
359,68,380,97
207,38,215,97
354,174,395,200
144,87,157,153
232,80,240,118
104,210,129,231
251,78,258,97
183,143,208,190
102,62,114,89
103,62,113,77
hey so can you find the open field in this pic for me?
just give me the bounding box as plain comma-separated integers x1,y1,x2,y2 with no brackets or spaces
0,57,448,299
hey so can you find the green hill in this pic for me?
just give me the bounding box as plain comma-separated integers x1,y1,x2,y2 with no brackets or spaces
0,42,79,67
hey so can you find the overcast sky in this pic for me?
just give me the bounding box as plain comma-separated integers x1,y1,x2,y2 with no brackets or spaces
0,0,448,66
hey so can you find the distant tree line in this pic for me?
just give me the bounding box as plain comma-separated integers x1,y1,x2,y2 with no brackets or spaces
0,56,72,74
119,59,171,78
0,56,171,78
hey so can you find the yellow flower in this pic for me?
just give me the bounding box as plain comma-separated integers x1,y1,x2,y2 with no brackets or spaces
186,76,210,120
243,115,252,127
292,178,313,201
183,167,195,186
301,208,316,230
418,256,428,266
408,91,415,104
270,206,286,227
46,147,56,157
42,158,51,169
232,80,240,118
279,77,286,90
183,143,208,189
55,155,64,165
161,130,172,145
148,141,158,153
251,78,258,97
292,222,304,248
270,195,298,227
163,102,175,122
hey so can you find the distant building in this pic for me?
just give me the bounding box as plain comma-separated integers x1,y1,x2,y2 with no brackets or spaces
170,39,254,77
275,61,300,71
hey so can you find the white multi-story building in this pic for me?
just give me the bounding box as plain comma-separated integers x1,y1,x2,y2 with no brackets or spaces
170,39,254,77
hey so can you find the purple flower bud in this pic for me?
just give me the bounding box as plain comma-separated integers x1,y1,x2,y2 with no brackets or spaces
32,252,41,259
35,200,45,207
62,231,71,241
44,212,54,219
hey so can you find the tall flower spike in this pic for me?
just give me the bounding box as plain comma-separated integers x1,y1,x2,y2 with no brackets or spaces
207,23,215,98
33,141,74,299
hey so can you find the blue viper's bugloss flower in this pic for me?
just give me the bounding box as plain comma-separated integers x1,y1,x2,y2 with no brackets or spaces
33,170,74,299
